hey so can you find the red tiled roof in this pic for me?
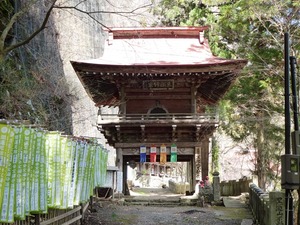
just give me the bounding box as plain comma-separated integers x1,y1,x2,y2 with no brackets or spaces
71,27,247,106
72,26,246,69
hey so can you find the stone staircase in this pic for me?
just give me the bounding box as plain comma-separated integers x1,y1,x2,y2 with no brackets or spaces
124,195,198,206
122,187,200,206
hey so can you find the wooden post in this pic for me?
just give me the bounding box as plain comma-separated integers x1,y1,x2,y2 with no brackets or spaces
201,139,209,178
80,203,83,224
34,214,40,225
195,146,201,180
90,196,93,211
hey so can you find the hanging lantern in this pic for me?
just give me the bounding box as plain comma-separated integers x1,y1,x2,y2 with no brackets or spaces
150,145,157,163
160,144,167,165
140,146,146,163
170,144,177,162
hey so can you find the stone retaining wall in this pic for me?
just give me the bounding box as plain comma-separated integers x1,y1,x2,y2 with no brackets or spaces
168,180,190,194
220,176,257,196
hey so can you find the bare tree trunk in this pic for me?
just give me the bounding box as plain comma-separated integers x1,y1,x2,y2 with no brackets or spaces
256,110,266,190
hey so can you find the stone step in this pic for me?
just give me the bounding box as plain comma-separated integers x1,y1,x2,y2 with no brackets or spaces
124,201,182,207
124,196,197,206
223,196,248,208
241,219,253,225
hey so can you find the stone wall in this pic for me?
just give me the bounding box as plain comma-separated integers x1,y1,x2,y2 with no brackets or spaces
169,180,190,194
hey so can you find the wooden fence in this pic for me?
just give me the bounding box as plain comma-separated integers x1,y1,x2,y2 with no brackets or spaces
0,202,89,225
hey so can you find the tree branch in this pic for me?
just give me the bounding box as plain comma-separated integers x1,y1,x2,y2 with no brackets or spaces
55,2,152,15
3,0,57,55
54,2,153,18
0,6,26,51
0,0,152,58
53,2,152,30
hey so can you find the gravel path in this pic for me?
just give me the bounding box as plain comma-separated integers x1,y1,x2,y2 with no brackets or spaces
83,199,251,225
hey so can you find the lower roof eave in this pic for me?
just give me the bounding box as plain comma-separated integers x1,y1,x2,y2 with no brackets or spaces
71,60,247,75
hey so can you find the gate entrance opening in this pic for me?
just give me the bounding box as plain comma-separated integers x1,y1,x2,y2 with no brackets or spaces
123,155,194,196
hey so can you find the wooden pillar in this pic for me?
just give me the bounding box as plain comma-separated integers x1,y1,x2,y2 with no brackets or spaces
195,146,201,180
116,148,123,172
187,160,195,192
191,84,197,113
123,160,129,195
192,154,196,192
120,85,126,114
116,148,124,193
201,138,209,179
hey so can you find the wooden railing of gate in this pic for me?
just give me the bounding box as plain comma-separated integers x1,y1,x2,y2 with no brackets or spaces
98,112,219,124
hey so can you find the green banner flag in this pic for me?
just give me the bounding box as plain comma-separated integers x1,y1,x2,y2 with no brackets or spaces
0,124,14,220
0,124,15,223
46,131,61,208
0,121,111,222
170,144,177,162
38,130,47,213
23,127,34,216
15,126,25,220
68,140,78,207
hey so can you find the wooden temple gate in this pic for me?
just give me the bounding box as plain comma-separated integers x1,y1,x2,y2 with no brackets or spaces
71,26,246,194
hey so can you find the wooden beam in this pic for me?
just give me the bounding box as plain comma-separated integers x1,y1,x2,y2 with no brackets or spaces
125,87,191,93
122,146,195,155
126,95,191,100
115,142,202,148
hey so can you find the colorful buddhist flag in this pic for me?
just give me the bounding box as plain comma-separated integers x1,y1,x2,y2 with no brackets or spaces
160,144,167,165
140,146,146,163
0,121,110,223
150,145,157,162
170,144,177,162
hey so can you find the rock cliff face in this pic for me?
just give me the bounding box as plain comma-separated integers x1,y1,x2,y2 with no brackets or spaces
53,0,154,138
21,0,155,165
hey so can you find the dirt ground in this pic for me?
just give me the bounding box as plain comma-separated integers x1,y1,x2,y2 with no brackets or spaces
83,199,252,225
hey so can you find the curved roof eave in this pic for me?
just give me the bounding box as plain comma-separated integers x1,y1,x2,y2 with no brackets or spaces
71,26,248,106
71,59,247,75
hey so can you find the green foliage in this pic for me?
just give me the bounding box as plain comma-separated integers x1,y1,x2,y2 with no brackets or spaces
154,0,300,190
0,57,72,133
152,0,208,26
0,0,14,18
0,59,36,119
0,0,72,133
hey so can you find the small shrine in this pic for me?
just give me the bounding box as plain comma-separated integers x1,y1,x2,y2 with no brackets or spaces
71,26,247,193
